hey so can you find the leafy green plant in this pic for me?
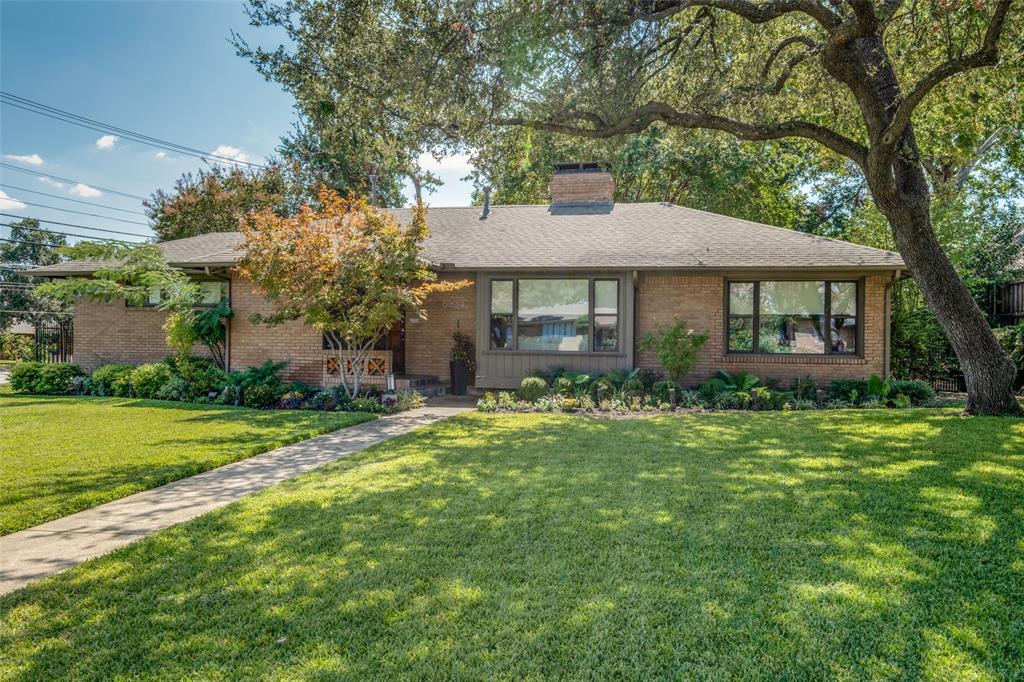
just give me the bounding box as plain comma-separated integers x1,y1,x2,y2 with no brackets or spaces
89,364,134,397
450,331,476,372
639,319,708,385
866,374,891,403
130,363,174,399
0,331,33,362
887,380,935,406
307,390,337,411
192,300,232,369
518,376,548,402
650,380,679,403
893,393,912,409
9,361,84,394
789,376,817,400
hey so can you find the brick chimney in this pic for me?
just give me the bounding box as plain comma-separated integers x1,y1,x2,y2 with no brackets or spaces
549,162,614,206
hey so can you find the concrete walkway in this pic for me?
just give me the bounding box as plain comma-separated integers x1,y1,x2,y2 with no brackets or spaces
0,403,471,596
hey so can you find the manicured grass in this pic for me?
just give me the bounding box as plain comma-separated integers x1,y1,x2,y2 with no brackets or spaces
0,392,376,534
2,410,1023,679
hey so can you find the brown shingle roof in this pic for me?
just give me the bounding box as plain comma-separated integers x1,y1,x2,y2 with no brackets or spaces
28,202,904,275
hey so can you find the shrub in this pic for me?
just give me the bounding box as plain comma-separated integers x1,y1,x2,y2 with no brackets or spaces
89,364,134,397
830,379,868,403
172,357,227,399
866,374,891,402
279,390,306,410
351,396,385,414
790,376,817,400
893,393,912,409
887,379,935,406
519,376,548,402
130,363,174,399
10,361,84,394
9,361,44,392
394,391,427,412
678,390,705,409
553,376,574,395
307,390,337,411
577,394,596,410
156,376,191,402
243,383,282,409
650,380,679,403
0,331,33,362
477,392,498,412
496,391,517,411
638,318,708,384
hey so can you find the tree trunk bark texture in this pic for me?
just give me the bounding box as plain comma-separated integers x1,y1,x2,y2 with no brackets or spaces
872,173,1021,416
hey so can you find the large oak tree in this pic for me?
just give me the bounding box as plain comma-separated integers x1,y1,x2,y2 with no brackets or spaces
243,0,1023,414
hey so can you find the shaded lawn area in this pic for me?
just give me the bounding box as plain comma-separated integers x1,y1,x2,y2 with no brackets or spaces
2,410,1023,680
0,391,376,535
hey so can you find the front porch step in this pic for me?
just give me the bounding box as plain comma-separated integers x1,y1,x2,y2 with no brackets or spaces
394,374,440,389
397,383,448,398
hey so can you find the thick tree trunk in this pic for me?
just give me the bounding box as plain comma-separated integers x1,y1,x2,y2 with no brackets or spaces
873,180,1020,416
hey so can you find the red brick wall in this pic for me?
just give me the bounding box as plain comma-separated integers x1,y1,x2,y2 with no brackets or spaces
227,273,323,385
635,273,889,386
405,275,477,380
72,298,212,372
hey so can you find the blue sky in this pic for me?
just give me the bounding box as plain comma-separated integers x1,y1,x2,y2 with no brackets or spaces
0,0,473,245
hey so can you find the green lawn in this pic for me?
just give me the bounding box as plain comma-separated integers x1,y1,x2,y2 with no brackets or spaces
2,410,1023,680
0,391,376,535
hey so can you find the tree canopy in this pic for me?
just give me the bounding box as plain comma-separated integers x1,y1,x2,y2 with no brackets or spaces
240,0,1022,414
0,218,70,330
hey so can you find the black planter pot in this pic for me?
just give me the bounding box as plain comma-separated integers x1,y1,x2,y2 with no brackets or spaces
450,360,470,396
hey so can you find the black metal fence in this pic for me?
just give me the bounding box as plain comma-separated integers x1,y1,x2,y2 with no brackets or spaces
34,320,73,363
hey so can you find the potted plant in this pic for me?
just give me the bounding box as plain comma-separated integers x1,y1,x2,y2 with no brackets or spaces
449,330,475,396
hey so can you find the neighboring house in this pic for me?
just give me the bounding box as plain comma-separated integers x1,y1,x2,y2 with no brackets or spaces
994,237,1024,326
29,165,906,391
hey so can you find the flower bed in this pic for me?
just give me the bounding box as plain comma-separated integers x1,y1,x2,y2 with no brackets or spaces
7,358,427,414
477,368,936,415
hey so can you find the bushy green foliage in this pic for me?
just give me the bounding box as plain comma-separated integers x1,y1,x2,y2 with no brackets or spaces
10,361,84,394
887,380,935,407
393,391,427,412
89,364,134,397
519,376,548,402
351,397,386,414
0,331,33,362
651,380,679,403
639,319,708,385
130,363,174,399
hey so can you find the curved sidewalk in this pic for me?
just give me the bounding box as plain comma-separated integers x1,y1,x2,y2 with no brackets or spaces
0,403,471,596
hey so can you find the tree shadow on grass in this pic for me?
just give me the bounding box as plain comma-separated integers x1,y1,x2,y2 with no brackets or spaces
1,411,1022,679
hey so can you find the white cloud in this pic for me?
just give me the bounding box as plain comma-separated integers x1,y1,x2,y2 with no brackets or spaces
70,183,102,198
38,177,65,189
95,135,118,150
210,145,250,163
417,152,473,174
4,153,44,166
154,151,177,161
0,190,26,210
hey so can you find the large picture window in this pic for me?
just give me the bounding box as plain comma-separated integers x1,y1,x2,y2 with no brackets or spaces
726,280,859,355
128,280,228,308
488,277,620,352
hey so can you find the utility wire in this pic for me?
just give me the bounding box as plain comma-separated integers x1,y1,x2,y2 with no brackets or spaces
0,184,148,216
1,223,136,245
1,92,267,169
9,200,151,226
0,163,147,200
0,214,150,239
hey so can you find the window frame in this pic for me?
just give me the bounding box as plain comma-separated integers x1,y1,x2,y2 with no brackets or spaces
125,279,230,309
723,277,864,357
486,275,623,355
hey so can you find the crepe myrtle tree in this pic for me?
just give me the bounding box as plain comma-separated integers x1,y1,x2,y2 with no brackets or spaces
238,187,470,398
36,242,230,365
242,0,1022,414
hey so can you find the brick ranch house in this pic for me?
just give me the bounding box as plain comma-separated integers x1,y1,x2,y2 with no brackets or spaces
31,165,906,392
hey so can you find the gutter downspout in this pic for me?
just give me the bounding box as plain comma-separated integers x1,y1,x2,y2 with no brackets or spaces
883,269,901,380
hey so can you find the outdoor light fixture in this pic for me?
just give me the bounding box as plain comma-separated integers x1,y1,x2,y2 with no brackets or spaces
386,373,396,393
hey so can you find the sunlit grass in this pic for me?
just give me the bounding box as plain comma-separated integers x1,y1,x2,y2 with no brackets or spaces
1,409,1022,679
0,392,375,534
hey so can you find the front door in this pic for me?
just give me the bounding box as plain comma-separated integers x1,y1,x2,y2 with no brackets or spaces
386,314,406,374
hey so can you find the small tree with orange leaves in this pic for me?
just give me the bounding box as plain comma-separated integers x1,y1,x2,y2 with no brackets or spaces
239,187,468,397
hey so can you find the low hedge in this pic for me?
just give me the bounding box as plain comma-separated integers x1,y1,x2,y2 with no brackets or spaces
9,361,84,394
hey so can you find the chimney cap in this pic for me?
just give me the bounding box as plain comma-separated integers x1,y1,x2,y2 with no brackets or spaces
553,161,609,174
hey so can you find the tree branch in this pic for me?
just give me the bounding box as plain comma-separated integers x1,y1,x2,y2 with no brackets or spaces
501,101,868,168
881,0,1011,147
639,0,840,28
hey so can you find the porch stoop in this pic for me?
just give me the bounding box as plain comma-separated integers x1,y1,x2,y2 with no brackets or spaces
395,374,449,398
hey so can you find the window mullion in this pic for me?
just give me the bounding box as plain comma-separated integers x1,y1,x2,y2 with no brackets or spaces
824,281,832,355
511,279,519,351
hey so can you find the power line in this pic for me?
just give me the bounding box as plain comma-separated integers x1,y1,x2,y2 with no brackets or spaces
0,214,150,239
0,184,148,215
1,223,137,245
0,163,148,200
1,92,267,170
10,200,151,226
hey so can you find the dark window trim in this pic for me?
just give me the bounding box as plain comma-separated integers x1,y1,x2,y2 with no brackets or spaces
723,277,864,358
488,275,622,354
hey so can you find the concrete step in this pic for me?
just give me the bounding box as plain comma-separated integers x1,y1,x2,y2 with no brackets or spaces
394,374,439,389
398,383,449,398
